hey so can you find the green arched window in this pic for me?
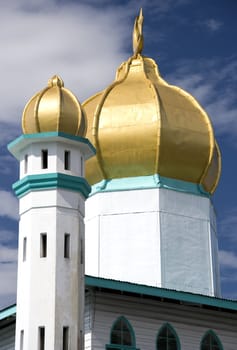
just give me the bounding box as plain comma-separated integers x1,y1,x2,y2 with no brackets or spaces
201,330,223,350
106,316,138,350
157,323,180,350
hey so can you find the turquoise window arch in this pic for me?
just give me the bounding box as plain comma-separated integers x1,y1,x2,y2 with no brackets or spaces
157,323,181,350
106,316,139,350
200,330,223,350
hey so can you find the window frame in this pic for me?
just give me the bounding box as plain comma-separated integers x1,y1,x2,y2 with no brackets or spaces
38,327,45,350
156,323,181,350
63,326,69,350
41,149,48,169
80,156,83,176
24,154,28,174
20,329,24,350
40,233,47,258
200,330,223,350
23,237,27,262
64,233,70,259
64,150,71,171
105,316,139,350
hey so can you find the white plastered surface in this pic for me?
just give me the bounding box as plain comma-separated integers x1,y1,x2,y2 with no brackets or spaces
85,188,220,296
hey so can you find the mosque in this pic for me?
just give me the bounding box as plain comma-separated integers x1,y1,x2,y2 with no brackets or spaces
0,10,237,350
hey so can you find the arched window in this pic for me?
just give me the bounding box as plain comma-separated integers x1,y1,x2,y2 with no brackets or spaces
157,323,180,350
106,316,138,350
201,330,223,350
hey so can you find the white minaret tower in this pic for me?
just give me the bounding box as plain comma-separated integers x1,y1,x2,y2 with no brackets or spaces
8,76,95,350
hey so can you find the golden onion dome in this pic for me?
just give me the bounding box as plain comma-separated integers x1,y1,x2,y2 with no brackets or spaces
82,10,221,194
22,75,87,137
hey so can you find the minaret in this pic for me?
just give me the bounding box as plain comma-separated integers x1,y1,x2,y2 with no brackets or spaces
8,76,95,350
83,11,222,297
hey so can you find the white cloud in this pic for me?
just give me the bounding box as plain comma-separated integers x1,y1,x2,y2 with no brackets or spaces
219,250,237,300
0,0,132,128
167,57,237,137
0,191,19,221
219,208,237,242
0,229,18,245
0,243,18,308
0,245,18,264
0,245,17,309
219,250,237,269
0,153,18,175
204,19,223,32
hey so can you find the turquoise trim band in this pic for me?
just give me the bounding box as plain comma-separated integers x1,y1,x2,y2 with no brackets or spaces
1,275,237,321
0,305,16,321
13,173,91,198
8,131,95,153
85,276,237,311
90,175,210,197
8,132,96,160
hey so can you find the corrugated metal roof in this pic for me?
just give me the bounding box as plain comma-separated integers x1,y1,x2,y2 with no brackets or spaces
1,275,237,322
85,275,237,312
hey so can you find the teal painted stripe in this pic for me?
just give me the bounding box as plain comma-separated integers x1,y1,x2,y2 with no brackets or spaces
13,173,91,198
0,305,16,321
85,276,237,311
8,131,96,154
90,175,209,197
1,276,237,322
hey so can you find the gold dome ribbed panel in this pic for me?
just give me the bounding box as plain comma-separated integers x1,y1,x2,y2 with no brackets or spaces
22,75,87,137
83,55,221,194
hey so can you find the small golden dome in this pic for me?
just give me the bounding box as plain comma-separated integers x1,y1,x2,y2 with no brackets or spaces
22,75,87,137
82,12,221,194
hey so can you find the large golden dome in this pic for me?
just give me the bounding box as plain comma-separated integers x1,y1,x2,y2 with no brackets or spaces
22,75,86,137
83,11,221,194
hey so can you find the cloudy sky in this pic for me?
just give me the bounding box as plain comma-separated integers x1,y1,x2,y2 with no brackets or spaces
0,0,237,308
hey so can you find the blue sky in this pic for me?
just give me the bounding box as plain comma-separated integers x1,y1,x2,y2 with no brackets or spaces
0,0,236,308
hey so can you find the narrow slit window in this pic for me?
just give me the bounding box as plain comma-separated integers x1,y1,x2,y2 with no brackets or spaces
40,233,47,258
24,155,28,174
64,234,70,258
20,330,24,350
23,237,27,262
80,156,83,176
64,151,71,170
63,326,69,350
79,330,83,350
39,327,45,350
41,150,48,169
80,238,84,265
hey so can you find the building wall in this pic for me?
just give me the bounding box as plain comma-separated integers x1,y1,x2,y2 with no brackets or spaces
0,323,15,350
85,187,220,296
1,291,236,350
86,289,237,350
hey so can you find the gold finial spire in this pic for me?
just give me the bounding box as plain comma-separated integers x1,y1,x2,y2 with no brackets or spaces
133,8,144,57
48,75,64,88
